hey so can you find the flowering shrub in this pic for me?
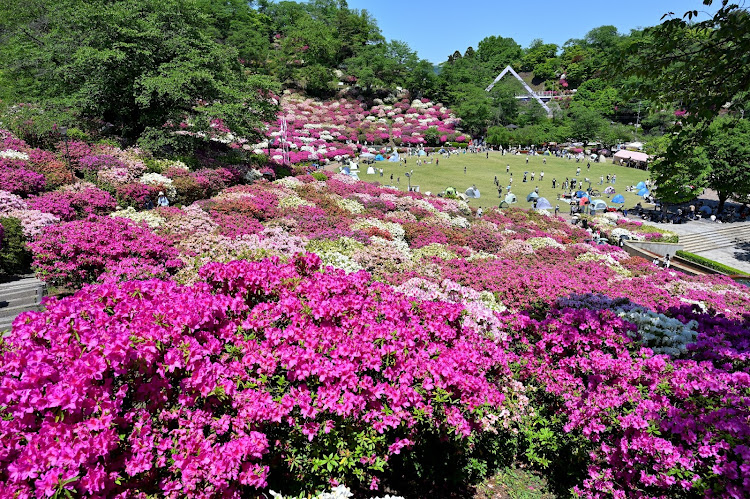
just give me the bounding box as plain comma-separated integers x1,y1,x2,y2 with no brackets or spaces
26,187,116,221
30,216,182,288
1,255,520,496
0,167,46,196
617,306,699,357
115,182,160,208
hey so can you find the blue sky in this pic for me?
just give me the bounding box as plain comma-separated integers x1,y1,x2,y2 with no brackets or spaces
343,0,719,63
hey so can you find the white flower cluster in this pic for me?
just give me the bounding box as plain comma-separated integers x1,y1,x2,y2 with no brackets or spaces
155,159,189,171
617,307,698,357
110,207,166,228
278,194,314,210
139,173,176,200
576,251,632,277
352,218,405,240
527,237,564,250
450,215,470,228
0,150,29,160
274,176,304,188
412,243,457,261
335,197,365,214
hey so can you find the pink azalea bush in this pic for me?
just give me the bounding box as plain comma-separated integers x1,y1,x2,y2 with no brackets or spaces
0,167,47,196
29,216,182,288
26,187,116,221
0,254,520,496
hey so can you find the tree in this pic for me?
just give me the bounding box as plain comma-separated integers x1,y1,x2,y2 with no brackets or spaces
627,1,750,121
0,0,278,150
652,117,750,210
568,105,606,144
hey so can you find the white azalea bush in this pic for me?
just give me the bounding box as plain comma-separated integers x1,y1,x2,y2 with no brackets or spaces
139,172,176,199
617,307,699,357
110,206,165,228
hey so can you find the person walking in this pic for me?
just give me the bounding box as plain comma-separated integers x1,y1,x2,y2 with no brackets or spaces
531,172,535,181
494,175,498,185
535,186,539,194
576,167,581,176
390,173,394,182
477,206,484,216
555,204,560,216
540,171,544,181
436,158,439,166
665,254,671,268
506,184,511,193
506,164,510,173
509,174,513,184
523,173,527,183
600,175,604,185
543,157,546,164
552,178,556,189
486,152,489,159
587,161,591,169
464,166,467,174
526,156,529,164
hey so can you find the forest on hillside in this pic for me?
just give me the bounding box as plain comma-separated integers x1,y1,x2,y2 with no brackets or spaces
1,0,749,204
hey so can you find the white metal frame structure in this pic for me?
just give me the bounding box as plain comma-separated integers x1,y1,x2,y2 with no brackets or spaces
486,65,553,118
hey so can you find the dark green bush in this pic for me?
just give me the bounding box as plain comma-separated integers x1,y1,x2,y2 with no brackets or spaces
675,251,750,276
0,218,32,277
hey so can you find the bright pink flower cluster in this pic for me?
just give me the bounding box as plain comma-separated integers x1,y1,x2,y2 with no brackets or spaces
29,216,182,288
27,187,116,221
1,254,515,496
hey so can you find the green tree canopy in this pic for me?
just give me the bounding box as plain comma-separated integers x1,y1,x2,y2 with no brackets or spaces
0,0,279,150
652,117,750,210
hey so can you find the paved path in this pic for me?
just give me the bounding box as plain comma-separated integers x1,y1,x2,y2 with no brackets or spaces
0,276,46,334
640,219,750,273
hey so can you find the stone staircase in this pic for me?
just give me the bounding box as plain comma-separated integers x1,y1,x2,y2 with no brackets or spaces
679,224,750,254
0,277,46,334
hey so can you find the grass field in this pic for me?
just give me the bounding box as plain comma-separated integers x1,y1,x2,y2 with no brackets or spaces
359,151,651,212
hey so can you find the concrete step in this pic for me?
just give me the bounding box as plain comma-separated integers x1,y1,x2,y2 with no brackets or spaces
0,303,42,320
0,288,41,308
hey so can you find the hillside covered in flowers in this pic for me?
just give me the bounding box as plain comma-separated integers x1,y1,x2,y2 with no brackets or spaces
1,126,750,498
251,92,466,165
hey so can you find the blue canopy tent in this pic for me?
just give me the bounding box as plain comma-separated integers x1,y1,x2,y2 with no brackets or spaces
636,181,647,190
637,188,649,196
504,193,517,204
374,154,385,161
591,199,608,211
611,194,625,204
575,190,587,198
417,150,427,156
342,166,350,175
388,152,400,162
465,187,481,199
526,192,540,202
536,197,553,210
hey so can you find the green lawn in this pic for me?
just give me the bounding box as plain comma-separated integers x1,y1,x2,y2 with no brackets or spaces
359,151,651,211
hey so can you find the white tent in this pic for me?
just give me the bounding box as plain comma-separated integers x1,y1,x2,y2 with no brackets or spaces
388,152,400,162
366,166,376,175
613,150,649,164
